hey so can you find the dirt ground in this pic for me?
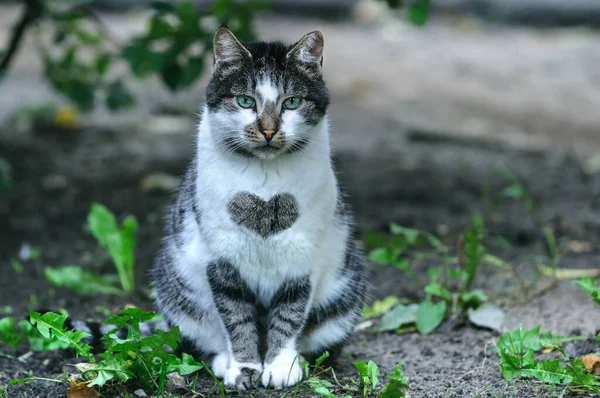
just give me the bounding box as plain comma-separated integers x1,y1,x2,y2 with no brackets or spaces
1,115,599,397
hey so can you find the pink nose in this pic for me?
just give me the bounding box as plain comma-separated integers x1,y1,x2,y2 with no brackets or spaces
261,129,277,142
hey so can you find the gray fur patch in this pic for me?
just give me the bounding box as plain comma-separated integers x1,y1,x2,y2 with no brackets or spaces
228,192,299,238
265,275,311,364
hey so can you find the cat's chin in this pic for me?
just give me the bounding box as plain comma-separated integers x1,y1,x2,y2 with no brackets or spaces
249,145,286,160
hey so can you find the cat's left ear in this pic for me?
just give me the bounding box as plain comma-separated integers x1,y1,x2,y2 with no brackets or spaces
286,31,324,74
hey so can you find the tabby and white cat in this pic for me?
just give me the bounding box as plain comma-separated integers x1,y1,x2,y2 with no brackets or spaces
152,27,368,391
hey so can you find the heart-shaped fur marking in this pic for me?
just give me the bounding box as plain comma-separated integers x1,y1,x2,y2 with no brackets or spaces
228,192,299,238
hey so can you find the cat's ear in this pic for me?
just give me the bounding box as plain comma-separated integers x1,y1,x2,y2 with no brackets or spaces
213,27,251,67
287,31,324,73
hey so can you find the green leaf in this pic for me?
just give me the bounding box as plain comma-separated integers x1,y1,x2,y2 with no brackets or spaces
314,386,337,398
120,215,138,285
416,300,446,335
19,320,70,351
423,283,452,301
353,361,369,396
575,277,600,305
381,362,410,398
367,360,380,390
362,296,403,320
59,47,76,69
463,213,486,290
496,327,592,389
104,308,156,339
353,361,368,379
88,203,119,244
384,0,403,8
378,304,418,332
353,360,380,395
45,265,123,295
306,377,335,389
64,79,96,112
425,234,446,253
161,62,183,91
497,325,583,356
314,351,330,370
460,289,488,309
122,41,167,77
166,352,204,375
86,356,132,387
523,359,573,385
391,258,413,277
176,1,202,38
390,224,419,245
408,0,430,26
140,327,180,352
178,56,204,88
105,80,135,111
502,185,526,200
0,306,12,315
72,25,102,46
368,248,392,265
87,203,137,292
501,348,573,386
498,349,523,380
0,317,23,348
147,16,175,39
151,1,176,13
95,53,112,76
29,312,93,359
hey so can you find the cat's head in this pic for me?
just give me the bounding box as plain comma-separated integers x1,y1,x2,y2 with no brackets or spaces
205,27,330,160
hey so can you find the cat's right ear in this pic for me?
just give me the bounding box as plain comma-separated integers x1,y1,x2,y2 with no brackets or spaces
286,31,324,75
213,27,251,69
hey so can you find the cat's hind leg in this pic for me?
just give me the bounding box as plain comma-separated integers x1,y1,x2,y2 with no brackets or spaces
169,311,230,378
299,240,368,364
153,251,230,378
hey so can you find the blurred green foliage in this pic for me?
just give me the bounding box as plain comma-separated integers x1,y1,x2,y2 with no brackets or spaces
1,0,428,113
1,0,268,112
381,0,430,26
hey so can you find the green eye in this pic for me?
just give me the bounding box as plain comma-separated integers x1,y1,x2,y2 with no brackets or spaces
282,96,302,110
236,95,256,109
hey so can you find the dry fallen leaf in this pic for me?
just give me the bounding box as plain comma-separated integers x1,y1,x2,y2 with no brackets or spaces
582,354,600,375
68,376,99,398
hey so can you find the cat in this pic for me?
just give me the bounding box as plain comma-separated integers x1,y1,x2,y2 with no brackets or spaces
151,27,368,391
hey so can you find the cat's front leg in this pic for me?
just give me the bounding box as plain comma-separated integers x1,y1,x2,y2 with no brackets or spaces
262,275,312,389
206,260,262,391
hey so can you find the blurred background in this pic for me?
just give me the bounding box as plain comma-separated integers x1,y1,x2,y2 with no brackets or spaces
1,0,600,319
1,0,600,396
1,0,600,321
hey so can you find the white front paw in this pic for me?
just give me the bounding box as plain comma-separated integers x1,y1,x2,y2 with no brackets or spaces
262,349,304,389
224,362,262,391
211,352,229,379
